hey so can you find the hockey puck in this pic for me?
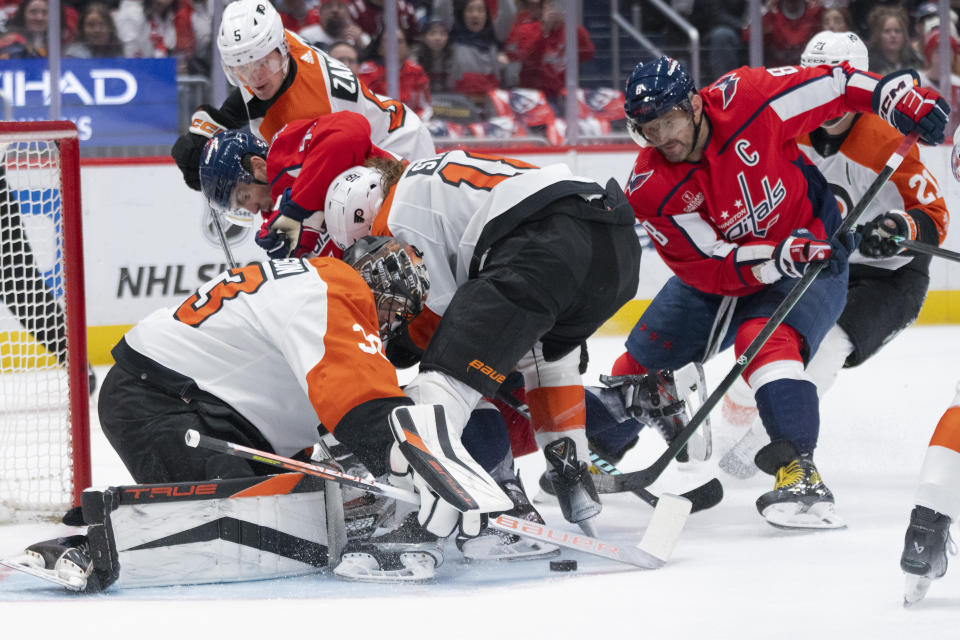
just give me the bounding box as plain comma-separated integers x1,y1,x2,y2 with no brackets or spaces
549,560,577,572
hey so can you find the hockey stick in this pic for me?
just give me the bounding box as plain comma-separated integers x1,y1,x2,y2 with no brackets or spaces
184,429,691,569
208,206,239,269
609,130,921,494
495,386,722,511
589,452,723,513
894,237,960,263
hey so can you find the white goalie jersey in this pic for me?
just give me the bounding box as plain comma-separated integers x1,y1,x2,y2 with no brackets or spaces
122,257,405,456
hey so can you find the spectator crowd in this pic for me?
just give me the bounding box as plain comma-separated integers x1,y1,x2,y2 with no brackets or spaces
0,0,957,143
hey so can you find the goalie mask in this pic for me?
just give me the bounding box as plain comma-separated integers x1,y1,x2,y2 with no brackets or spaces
325,166,386,250
343,236,429,343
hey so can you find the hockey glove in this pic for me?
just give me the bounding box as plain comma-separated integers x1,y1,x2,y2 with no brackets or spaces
388,443,481,538
873,70,950,145
772,230,832,279
858,210,916,258
170,104,236,191
255,223,289,260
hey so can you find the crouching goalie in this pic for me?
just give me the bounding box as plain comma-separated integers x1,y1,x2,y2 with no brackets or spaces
3,237,515,590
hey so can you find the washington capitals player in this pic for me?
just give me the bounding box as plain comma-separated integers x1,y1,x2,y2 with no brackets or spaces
718,32,951,479
610,55,948,529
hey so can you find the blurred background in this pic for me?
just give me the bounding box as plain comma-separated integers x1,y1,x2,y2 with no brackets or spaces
6,0,960,155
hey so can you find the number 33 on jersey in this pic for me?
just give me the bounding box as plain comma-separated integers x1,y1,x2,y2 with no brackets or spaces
123,257,404,456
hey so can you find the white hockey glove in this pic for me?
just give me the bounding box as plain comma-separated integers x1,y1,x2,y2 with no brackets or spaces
388,405,511,537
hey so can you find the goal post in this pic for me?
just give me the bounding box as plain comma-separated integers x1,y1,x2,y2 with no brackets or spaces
0,120,90,518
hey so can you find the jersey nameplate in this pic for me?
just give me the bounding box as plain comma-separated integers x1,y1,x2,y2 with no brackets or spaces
325,56,359,102
269,258,309,278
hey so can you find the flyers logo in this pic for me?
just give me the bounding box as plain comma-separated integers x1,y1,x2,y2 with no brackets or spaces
625,169,653,196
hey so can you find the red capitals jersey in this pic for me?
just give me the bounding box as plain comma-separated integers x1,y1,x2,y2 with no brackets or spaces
265,112,396,258
626,63,881,296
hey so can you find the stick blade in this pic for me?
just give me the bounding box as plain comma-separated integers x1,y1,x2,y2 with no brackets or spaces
638,493,692,563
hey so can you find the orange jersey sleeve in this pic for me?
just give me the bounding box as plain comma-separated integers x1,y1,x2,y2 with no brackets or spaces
303,258,405,430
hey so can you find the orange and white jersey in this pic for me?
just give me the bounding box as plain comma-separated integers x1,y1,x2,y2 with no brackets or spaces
123,257,404,456
242,31,435,161
370,150,605,317
797,113,949,271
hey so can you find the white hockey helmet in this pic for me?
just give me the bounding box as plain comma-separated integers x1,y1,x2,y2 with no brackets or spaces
800,31,869,71
325,166,386,250
218,0,289,86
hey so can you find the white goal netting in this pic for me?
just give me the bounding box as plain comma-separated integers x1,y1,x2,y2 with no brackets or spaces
0,125,88,519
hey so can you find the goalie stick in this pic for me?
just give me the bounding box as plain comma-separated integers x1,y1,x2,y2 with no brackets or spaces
605,131,922,494
184,429,691,569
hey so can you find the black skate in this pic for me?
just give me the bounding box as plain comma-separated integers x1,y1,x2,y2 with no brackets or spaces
543,437,601,536
754,441,845,530
333,512,443,583
0,535,101,592
456,477,559,562
901,506,957,606
599,365,710,463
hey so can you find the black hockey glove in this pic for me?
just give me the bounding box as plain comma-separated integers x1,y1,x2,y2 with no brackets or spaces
170,104,237,191
858,210,916,258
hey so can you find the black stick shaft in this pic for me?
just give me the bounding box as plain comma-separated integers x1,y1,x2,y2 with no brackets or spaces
897,238,960,263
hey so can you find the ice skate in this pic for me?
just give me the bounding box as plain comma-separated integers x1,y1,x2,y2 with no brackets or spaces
755,442,845,530
0,535,97,592
900,506,956,606
599,363,710,462
543,437,601,536
718,417,768,479
457,478,559,562
333,512,443,582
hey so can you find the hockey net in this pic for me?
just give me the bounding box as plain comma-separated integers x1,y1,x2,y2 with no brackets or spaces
0,121,90,520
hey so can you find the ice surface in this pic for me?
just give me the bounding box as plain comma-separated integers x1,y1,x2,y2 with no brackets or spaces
2,328,960,638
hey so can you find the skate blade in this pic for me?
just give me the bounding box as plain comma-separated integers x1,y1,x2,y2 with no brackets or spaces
332,551,437,583
0,556,87,591
903,573,933,607
762,501,847,530
460,535,560,562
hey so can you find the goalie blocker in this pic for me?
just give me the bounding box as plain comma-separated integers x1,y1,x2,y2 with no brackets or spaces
1,473,350,592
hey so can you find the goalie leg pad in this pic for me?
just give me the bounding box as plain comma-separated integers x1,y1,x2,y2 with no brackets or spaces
82,474,339,590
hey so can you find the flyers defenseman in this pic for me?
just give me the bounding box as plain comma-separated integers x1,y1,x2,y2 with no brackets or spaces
607,54,947,530
719,32,951,481
322,150,642,538
5,239,505,589
171,0,433,196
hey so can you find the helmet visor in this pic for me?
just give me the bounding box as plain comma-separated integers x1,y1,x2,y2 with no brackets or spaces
228,52,285,87
635,107,690,146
